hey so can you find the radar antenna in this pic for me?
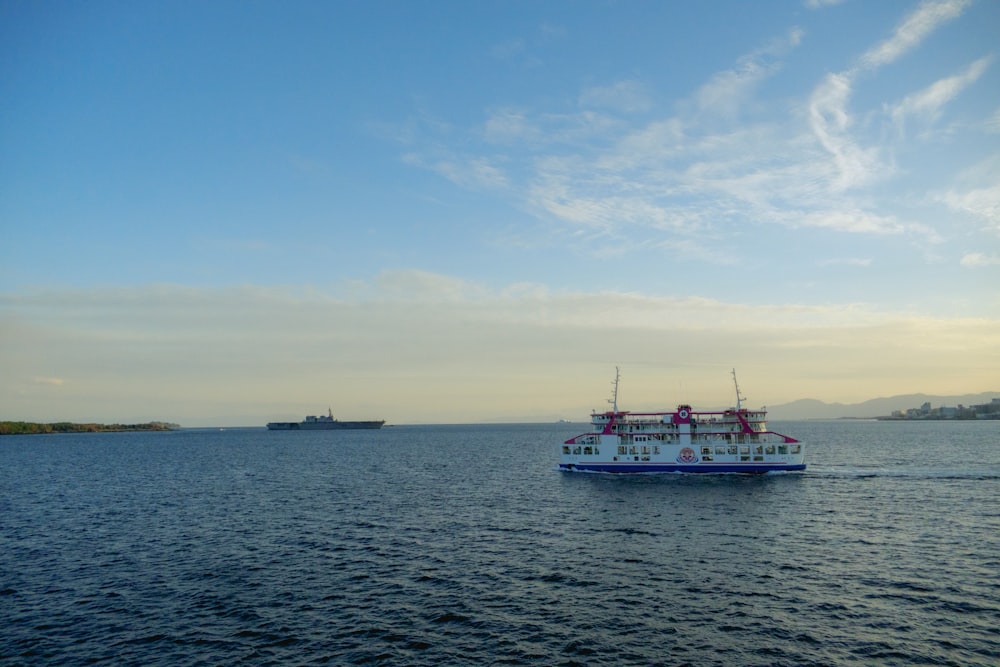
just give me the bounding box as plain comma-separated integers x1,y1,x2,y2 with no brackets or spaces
731,368,746,411
608,366,621,413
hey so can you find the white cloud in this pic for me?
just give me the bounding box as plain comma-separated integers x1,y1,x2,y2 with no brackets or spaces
960,252,1000,267
483,108,542,143
804,1,973,191
890,56,992,129
808,73,888,191
395,1,986,265
402,153,509,191
695,27,803,117
936,156,1000,232
943,184,1000,231
798,209,906,234
818,257,873,267
987,107,1000,134
579,80,652,113
859,0,970,71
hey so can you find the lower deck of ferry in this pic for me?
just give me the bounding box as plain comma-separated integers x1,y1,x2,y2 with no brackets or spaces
559,439,805,474
559,461,806,474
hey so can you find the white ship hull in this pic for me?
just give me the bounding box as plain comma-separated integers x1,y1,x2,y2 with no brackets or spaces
560,370,805,474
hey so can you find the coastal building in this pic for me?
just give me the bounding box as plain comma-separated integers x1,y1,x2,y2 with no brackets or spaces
879,398,1000,420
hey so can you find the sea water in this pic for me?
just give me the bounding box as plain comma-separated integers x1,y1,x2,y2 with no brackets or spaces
1,421,998,665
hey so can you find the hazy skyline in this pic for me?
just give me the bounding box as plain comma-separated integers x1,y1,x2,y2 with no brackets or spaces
2,1,998,426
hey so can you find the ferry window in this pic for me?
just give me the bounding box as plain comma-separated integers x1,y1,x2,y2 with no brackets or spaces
740,446,750,455
701,446,711,455
715,446,725,455
618,445,627,455
753,455,764,461
594,447,600,455
573,446,582,455
653,446,660,455
583,446,593,455
629,446,637,455
728,446,737,455
791,445,801,454
562,446,570,454
778,445,788,455
642,446,650,455
754,446,763,455
741,455,750,461
703,455,713,461
765,445,775,455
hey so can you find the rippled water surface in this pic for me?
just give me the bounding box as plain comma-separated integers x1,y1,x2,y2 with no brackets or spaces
2,421,999,665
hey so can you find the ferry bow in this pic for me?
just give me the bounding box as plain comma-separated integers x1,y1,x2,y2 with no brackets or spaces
560,369,805,474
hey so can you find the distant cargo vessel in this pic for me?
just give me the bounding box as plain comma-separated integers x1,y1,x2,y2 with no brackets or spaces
267,408,385,431
560,369,805,474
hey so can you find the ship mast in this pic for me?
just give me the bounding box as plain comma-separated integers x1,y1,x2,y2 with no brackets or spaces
731,368,746,411
609,366,621,413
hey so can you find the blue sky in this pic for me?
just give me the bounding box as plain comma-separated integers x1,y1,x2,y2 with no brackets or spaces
2,0,998,425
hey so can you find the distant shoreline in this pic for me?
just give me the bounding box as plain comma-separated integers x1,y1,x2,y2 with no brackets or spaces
0,421,180,436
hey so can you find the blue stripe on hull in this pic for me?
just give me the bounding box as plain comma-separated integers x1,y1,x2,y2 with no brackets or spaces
560,462,806,474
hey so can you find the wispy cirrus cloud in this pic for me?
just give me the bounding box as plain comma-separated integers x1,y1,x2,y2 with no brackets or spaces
808,72,886,191
401,152,510,190
807,1,973,192
694,27,804,118
889,56,992,130
859,0,970,71
394,0,987,263
941,183,1000,232
579,80,653,114
987,107,1000,133
960,252,1000,267
819,257,873,267
935,156,1000,233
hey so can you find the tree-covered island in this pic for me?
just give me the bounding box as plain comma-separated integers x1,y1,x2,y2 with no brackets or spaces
0,421,180,435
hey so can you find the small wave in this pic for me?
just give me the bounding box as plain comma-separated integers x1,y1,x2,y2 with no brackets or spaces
811,466,1000,480
118,633,168,645
430,611,473,625
563,640,599,656
232,629,263,639
610,527,657,537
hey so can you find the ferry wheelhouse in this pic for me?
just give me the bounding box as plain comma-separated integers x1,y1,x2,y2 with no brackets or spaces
560,369,805,474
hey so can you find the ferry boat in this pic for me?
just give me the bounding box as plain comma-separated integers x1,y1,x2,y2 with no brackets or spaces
267,408,385,431
560,369,804,474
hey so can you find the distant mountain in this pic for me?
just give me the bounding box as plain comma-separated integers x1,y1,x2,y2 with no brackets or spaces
768,392,1000,420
